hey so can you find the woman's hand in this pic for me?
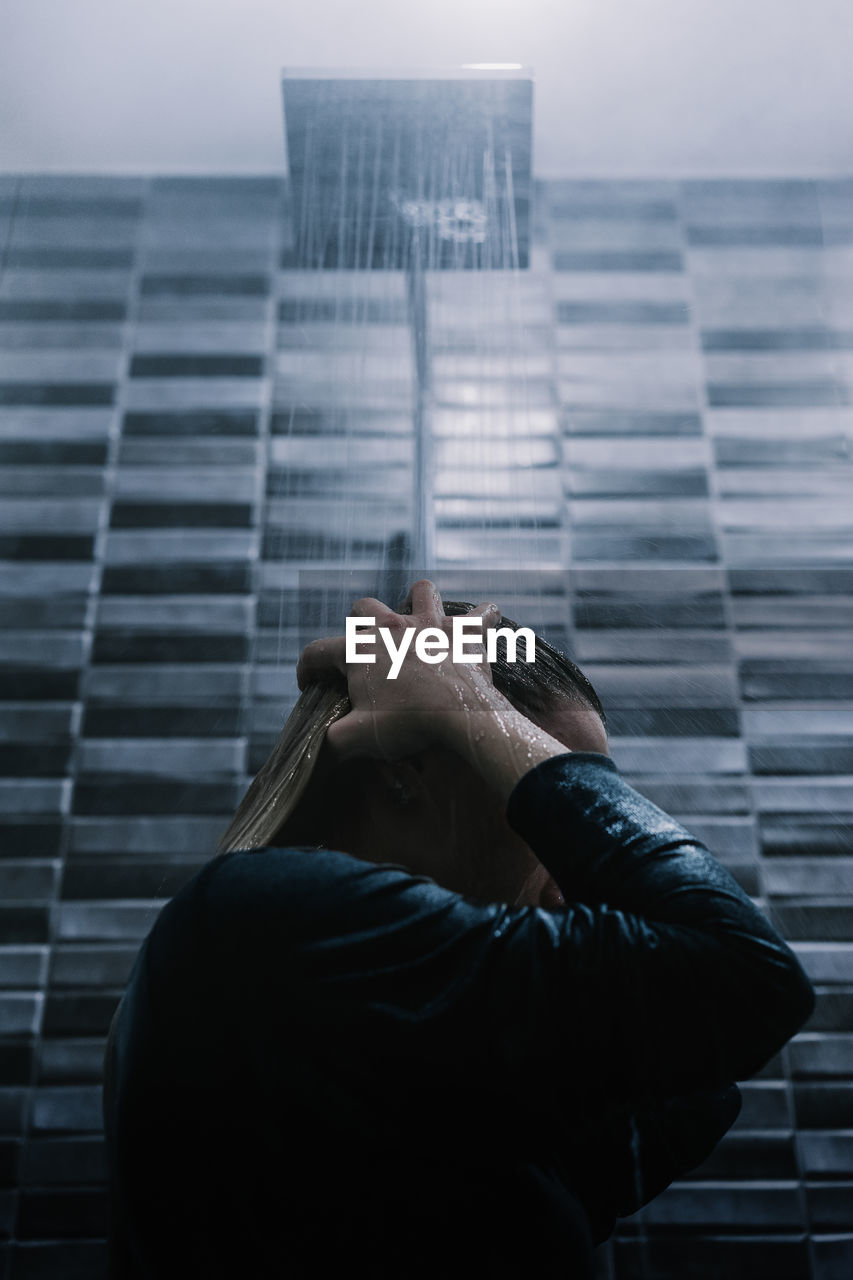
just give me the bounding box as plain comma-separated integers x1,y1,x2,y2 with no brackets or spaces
298,579,573,806
296,580,502,763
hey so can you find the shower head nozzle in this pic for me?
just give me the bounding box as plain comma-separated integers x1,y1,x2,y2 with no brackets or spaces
281,68,533,270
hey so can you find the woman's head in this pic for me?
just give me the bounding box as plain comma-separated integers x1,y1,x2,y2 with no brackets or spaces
219,599,608,906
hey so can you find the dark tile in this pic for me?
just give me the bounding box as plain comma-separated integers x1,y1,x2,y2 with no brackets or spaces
714,436,848,465
0,1093,26,1137
569,469,709,498
813,1235,853,1280
62,861,204,900
137,298,268,323
36,1040,106,1084
635,778,752,814
0,908,49,944
750,745,853,775
810,990,853,1032
0,536,94,561
72,779,242,816
684,1131,798,1180
0,302,126,322
122,409,258,437
5,249,135,269
100,563,252,594
795,1083,853,1128
20,1139,106,1188
557,301,690,324
140,274,269,297
118,438,258,466
687,224,823,246
270,408,407,436
262,531,387,560
760,818,853,858
0,191,141,217
720,864,761,896
605,707,740,736
742,666,853,701
109,502,253,529
41,995,120,1038
0,672,80,700
0,744,71,777
550,198,678,221
91,632,248,663
16,1191,108,1241
553,250,684,271
150,174,279,196
574,593,726,628
701,328,849,351
730,569,853,596
256,592,317,628
129,355,263,378
773,904,853,943
562,410,703,436
0,1046,33,1088
0,823,63,858
82,706,243,737
807,1185,853,1231
278,297,407,323
681,177,816,197
49,948,138,988
247,738,279,773
439,513,561,531
0,442,108,465
0,1142,19,1188
0,385,114,407
707,382,847,407
572,530,718,561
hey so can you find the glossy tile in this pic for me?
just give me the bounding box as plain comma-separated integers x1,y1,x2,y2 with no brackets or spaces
0,171,850,1277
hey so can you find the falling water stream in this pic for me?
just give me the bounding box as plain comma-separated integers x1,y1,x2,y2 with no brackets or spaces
275,68,652,1279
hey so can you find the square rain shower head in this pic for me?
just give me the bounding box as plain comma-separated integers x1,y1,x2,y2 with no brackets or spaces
281,67,533,270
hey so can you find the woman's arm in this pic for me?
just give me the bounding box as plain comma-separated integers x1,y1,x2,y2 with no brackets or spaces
499,750,814,1097
194,748,813,1115
289,580,813,1103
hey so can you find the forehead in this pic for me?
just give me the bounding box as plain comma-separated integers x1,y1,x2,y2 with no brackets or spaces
535,699,610,757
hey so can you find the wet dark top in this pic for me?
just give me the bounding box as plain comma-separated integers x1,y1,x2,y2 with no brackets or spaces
103,752,814,1279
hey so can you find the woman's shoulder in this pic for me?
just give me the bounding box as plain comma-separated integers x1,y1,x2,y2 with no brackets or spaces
191,845,418,938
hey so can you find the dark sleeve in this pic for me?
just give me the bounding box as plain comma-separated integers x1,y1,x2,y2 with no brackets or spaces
572,1082,742,1243
503,752,814,1100
200,752,814,1109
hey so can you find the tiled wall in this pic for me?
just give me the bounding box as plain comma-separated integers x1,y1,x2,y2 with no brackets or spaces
0,174,851,1279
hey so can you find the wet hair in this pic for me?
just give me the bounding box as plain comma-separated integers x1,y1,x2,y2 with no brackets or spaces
218,600,605,854
423,600,606,725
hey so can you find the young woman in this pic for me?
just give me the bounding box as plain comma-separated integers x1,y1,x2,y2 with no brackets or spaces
103,580,814,1278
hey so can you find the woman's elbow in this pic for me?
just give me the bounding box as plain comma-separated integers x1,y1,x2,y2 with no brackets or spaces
730,949,815,1080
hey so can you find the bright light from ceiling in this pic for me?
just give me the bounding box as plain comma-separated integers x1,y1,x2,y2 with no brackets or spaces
461,63,523,70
